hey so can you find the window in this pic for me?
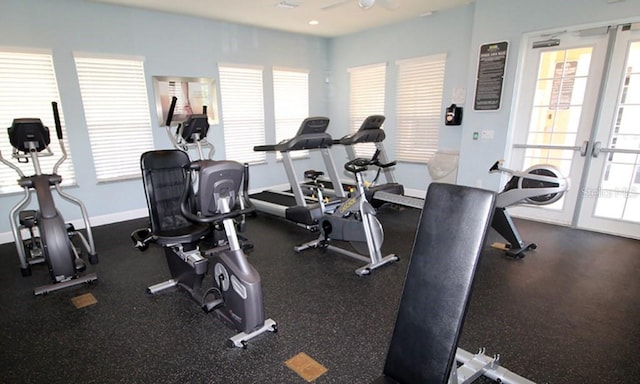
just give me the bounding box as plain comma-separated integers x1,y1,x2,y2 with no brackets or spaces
349,63,386,158
74,54,154,182
218,64,265,164
273,68,309,159
396,54,446,163
0,50,75,194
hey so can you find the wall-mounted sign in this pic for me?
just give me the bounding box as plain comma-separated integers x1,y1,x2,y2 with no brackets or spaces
549,61,577,110
473,41,509,111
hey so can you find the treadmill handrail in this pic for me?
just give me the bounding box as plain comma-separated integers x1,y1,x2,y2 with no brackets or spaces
254,116,332,153
334,128,386,145
254,132,334,152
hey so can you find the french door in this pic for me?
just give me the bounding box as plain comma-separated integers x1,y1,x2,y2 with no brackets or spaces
509,23,640,239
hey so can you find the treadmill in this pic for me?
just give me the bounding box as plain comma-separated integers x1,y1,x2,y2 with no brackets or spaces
250,117,347,228
332,115,405,207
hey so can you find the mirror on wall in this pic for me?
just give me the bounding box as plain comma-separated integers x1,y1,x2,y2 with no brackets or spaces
152,76,219,126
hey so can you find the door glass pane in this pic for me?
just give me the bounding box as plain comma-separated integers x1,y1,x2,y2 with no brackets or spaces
526,47,593,170
593,41,640,222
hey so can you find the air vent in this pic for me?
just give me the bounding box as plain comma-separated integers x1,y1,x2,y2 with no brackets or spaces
276,1,300,9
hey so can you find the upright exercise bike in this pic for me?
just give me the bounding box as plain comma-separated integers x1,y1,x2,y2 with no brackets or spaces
0,102,98,295
489,160,569,258
294,151,400,276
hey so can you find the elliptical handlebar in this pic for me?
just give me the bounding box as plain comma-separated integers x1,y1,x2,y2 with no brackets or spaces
165,96,178,127
51,101,68,175
52,102,63,140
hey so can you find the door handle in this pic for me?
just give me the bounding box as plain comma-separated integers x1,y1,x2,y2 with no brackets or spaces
591,141,602,158
580,140,589,157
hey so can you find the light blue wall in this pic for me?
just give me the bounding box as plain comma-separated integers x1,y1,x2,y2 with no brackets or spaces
327,5,475,193
457,0,640,190
1,0,639,237
0,0,329,234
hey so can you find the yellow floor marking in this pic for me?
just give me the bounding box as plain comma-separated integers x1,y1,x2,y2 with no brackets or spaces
285,352,328,382
491,242,510,251
71,293,97,309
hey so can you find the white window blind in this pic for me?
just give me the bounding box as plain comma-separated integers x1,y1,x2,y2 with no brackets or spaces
0,50,75,194
74,55,154,182
273,68,309,159
218,65,266,164
349,63,386,158
396,54,446,163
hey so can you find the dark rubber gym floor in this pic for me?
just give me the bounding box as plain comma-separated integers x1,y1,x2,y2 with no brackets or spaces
0,204,638,383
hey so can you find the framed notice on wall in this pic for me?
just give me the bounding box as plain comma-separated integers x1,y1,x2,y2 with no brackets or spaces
473,41,509,111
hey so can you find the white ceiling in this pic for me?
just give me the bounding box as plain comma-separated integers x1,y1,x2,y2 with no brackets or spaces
88,0,474,37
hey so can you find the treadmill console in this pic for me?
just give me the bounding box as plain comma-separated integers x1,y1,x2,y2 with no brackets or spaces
336,115,386,145
359,115,385,130
296,117,330,135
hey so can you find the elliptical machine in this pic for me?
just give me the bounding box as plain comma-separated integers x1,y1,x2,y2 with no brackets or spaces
162,96,252,246
0,102,98,295
131,101,276,348
164,96,215,161
294,151,400,276
489,160,569,258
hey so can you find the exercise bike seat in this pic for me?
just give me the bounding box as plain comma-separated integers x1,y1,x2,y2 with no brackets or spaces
140,150,209,246
304,169,325,182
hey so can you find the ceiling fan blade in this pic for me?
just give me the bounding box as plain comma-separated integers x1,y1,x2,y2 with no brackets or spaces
321,0,352,10
379,0,400,11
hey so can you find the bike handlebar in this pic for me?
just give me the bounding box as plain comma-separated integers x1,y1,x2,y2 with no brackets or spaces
344,153,396,174
489,160,502,173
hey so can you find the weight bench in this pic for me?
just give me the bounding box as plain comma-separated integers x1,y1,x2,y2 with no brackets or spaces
372,183,534,384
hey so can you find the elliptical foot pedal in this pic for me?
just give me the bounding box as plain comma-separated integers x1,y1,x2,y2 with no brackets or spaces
226,318,278,348
66,223,76,233
19,210,37,227
75,258,87,272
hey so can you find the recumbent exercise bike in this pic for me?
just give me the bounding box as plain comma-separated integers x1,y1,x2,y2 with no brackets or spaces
294,150,400,276
489,160,569,258
131,108,275,348
0,102,98,295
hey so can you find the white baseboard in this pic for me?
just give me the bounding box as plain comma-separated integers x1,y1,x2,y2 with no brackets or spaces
0,208,148,245
404,187,427,200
